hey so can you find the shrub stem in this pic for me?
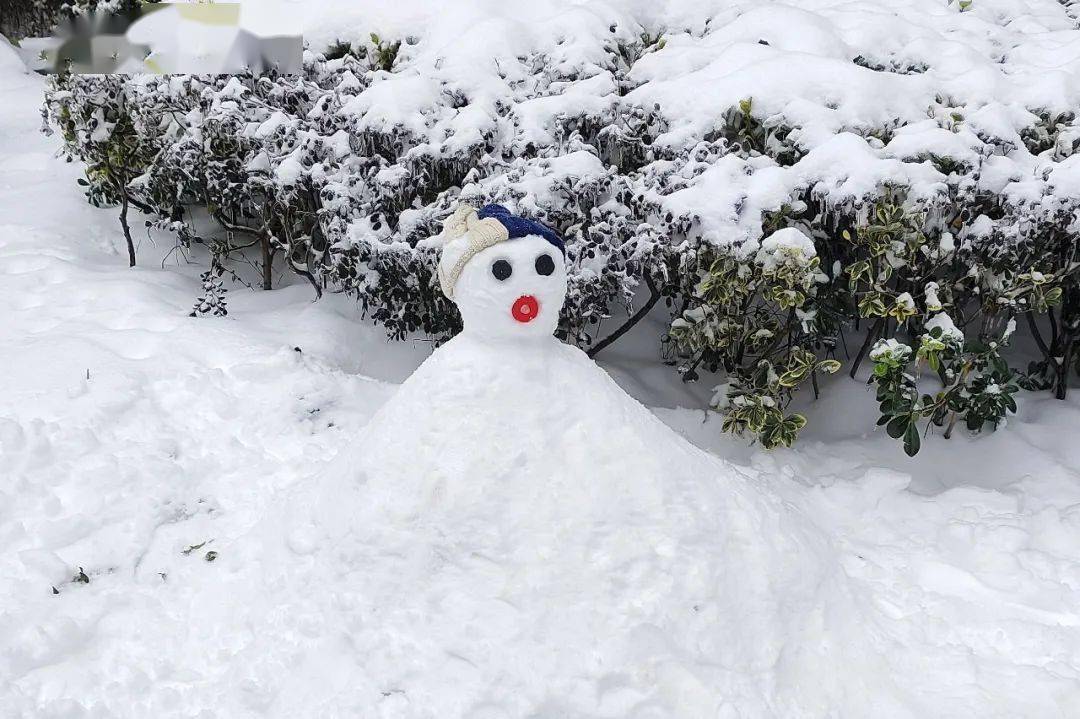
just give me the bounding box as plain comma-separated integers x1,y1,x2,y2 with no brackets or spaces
588,274,661,358
849,317,884,379
119,192,135,267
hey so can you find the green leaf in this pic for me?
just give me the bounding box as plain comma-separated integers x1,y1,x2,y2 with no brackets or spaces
886,415,908,439
784,413,807,431
777,369,805,387
816,359,842,374
903,422,921,456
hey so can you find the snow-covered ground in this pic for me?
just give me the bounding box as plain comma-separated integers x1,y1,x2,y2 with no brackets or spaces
4,16,1080,719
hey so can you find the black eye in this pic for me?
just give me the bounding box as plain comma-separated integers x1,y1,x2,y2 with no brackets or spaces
491,259,512,281
535,253,555,276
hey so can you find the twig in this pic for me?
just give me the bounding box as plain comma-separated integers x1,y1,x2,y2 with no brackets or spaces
849,317,884,379
1026,311,1050,359
587,273,662,358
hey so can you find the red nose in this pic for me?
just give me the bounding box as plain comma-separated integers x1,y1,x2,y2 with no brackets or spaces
511,295,540,323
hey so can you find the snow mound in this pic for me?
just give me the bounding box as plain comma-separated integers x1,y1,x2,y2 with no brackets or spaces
285,332,884,716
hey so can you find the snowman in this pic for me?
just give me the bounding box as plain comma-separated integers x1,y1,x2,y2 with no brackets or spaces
282,204,883,717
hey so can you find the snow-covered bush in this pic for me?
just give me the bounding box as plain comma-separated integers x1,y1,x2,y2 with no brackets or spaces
868,316,1021,457
670,184,1078,449
1,0,147,41
43,72,160,266
1,0,63,39
191,260,228,318
668,224,841,449
42,0,1080,453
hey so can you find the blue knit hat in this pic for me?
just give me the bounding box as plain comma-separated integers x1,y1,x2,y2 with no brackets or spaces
477,204,565,256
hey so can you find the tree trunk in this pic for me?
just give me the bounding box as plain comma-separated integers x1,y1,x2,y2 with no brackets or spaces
261,233,273,290
1052,288,1079,400
119,191,136,267
1056,339,1073,400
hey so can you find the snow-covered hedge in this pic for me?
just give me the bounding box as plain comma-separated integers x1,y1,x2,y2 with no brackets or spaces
0,0,146,41
43,0,1080,452
2,0,72,39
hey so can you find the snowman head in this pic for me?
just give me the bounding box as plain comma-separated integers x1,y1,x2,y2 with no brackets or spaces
438,204,567,341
